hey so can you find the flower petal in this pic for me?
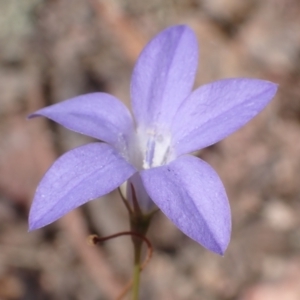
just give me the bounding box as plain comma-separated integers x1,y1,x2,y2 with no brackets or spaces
29,93,134,152
29,143,136,230
172,79,278,156
131,25,198,129
140,155,231,254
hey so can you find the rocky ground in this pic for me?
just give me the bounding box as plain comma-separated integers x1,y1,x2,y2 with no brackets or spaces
0,0,300,299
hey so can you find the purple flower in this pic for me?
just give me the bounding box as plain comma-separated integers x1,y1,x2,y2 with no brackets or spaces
29,25,277,255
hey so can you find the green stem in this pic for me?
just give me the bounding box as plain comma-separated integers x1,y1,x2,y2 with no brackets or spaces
132,240,142,300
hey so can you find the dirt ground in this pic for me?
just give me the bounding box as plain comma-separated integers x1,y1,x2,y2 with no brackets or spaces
0,0,300,299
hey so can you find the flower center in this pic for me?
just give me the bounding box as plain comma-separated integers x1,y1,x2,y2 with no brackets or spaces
143,129,171,169
130,127,173,170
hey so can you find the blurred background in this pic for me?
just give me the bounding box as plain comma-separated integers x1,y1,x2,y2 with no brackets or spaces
0,0,300,299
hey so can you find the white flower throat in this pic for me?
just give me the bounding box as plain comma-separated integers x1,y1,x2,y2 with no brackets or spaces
130,126,173,170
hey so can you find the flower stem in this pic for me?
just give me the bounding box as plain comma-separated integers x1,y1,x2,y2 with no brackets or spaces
126,183,154,299
132,239,142,300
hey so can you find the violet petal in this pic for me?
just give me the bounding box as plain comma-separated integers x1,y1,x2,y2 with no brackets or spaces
131,25,198,129
29,93,134,152
172,79,278,156
140,155,231,255
29,143,136,230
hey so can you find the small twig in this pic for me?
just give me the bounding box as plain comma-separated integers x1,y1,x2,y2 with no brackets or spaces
88,231,153,269
88,231,153,300
60,211,124,298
